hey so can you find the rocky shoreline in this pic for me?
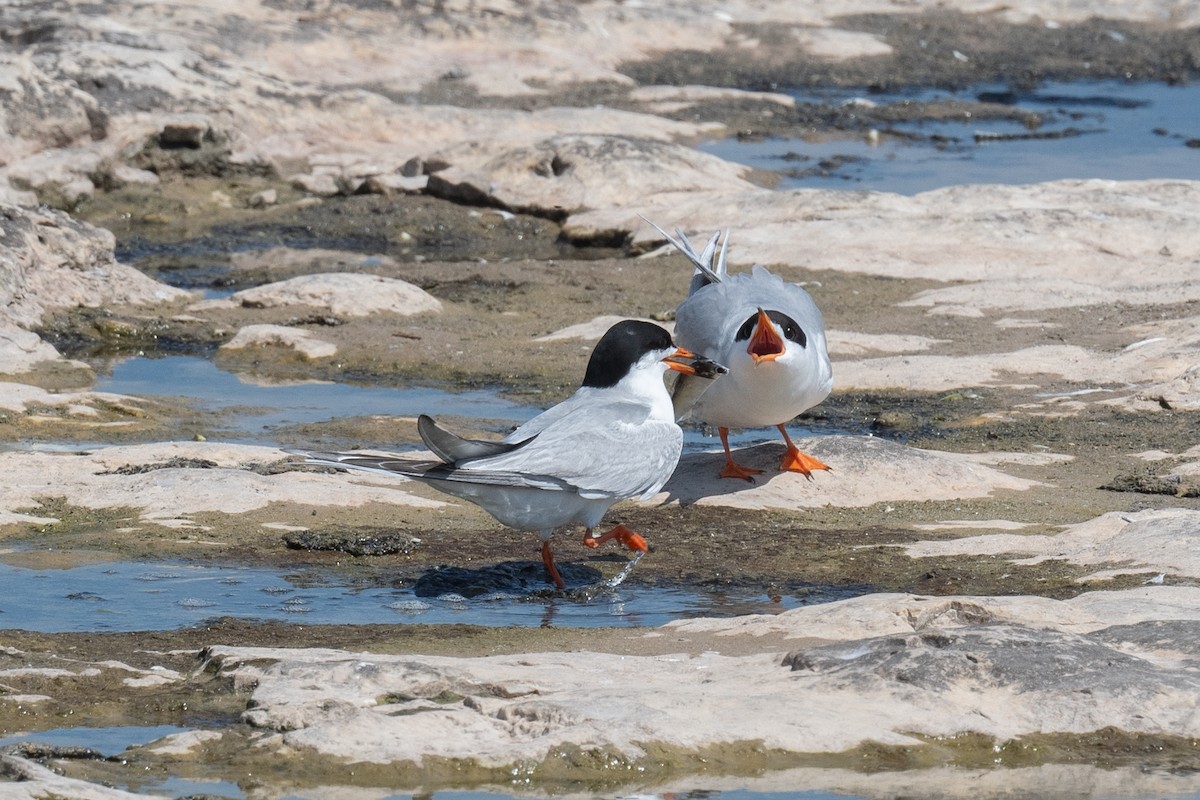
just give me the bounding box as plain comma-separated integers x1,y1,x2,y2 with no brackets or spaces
2,1,1200,797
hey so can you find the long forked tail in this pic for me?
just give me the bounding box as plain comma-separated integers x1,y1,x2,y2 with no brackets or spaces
642,216,729,288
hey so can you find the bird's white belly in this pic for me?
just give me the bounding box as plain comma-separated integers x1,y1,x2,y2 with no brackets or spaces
690,362,830,429
429,480,613,534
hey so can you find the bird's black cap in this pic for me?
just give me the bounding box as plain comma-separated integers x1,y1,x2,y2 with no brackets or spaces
582,320,674,389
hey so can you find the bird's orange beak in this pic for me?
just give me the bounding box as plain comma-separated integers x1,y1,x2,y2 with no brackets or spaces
664,347,727,379
748,308,784,363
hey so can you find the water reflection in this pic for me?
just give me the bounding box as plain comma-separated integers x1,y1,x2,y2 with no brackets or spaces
0,559,844,633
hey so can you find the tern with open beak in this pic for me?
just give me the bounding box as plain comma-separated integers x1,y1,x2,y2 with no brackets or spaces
649,219,833,481
301,320,725,589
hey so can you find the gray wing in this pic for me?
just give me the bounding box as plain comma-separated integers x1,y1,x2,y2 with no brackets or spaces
296,449,573,492
502,390,586,443
471,400,682,500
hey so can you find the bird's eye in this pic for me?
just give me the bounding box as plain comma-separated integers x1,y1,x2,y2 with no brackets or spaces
734,314,758,342
783,320,804,345
768,311,806,348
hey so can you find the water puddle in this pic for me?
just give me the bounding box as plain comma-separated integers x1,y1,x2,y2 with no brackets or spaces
701,80,1199,194
92,354,537,440
0,559,847,633
0,724,186,757
90,354,817,452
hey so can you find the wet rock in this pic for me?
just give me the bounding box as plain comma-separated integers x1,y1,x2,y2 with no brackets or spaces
289,172,339,197
0,753,166,799
411,560,602,597
199,273,442,318
0,323,72,378
248,187,277,207
358,173,428,195
219,323,338,360
103,164,160,189
1101,472,1200,497
282,530,420,557
0,203,189,379
157,115,211,149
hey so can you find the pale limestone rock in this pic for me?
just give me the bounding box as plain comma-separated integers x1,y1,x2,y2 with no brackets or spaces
248,188,277,207
792,26,895,59
0,381,145,415
220,324,338,359
901,508,1200,581
214,273,442,318
0,441,443,528
652,435,1043,511
208,587,1200,769
830,311,1200,398
107,164,161,188
427,134,749,215
0,323,72,376
607,180,1200,291
1138,363,1200,410
359,173,429,195
146,730,224,755
289,172,340,197
0,754,165,800
0,203,193,330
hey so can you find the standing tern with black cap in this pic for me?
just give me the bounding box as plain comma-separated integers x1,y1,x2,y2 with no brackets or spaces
301,320,725,589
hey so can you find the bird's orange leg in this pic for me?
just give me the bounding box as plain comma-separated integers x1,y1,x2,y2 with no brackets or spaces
777,424,831,479
718,426,763,481
583,524,648,553
540,539,565,590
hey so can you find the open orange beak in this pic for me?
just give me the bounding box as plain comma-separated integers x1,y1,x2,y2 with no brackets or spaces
748,308,785,364
664,347,727,380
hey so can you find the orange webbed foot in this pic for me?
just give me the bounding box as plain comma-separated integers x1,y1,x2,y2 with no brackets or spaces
720,460,763,482
780,448,831,480
583,524,648,553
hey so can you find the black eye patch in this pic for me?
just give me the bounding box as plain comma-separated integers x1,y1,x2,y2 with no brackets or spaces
734,310,806,348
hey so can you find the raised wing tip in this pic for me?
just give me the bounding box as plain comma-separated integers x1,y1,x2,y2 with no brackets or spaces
418,414,535,464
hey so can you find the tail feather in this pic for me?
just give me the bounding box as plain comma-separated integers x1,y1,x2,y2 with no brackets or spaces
642,216,729,291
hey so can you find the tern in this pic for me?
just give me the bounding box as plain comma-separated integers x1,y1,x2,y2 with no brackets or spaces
300,320,725,589
649,219,833,481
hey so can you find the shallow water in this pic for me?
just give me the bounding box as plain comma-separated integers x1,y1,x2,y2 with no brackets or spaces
701,80,1199,194
0,559,843,633
93,354,537,439
91,354,815,452
0,724,187,757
